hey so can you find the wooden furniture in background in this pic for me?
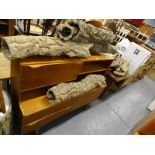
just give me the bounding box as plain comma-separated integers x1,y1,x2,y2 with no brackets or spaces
0,20,16,47
115,27,130,43
139,23,155,37
105,71,127,91
131,110,155,135
0,52,11,80
10,54,114,134
125,19,144,28
127,33,144,45
0,81,5,113
15,19,63,36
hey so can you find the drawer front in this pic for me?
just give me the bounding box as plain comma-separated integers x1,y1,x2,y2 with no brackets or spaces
22,99,72,125
70,86,106,111
20,62,82,91
21,86,106,129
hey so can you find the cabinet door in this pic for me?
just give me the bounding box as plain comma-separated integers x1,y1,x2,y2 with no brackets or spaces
20,61,83,91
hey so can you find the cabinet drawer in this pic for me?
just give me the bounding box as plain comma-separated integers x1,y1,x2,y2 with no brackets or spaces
80,61,111,74
20,86,106,132
20,62,82,91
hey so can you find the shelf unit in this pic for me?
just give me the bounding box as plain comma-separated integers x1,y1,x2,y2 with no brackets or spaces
10,54,114,134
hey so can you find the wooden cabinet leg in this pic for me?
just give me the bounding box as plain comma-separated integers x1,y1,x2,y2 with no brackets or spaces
34,128,40,135
84,104,91,110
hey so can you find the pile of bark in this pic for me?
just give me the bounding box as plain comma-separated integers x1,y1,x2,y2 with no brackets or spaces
1,20,116,60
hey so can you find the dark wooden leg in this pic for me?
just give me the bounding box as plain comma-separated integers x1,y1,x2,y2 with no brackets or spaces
34,128,40,135
83,104,91,110
51,19,62,36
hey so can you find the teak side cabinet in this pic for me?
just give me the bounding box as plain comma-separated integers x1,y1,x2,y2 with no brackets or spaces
10,54,114,134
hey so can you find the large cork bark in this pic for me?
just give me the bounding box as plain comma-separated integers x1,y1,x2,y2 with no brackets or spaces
1,36,93,60
47,74,106,104
90,44,117,54
2,20,116,60
56,20,116,44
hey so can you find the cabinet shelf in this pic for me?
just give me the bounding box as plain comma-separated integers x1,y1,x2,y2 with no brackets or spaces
19,86,106,133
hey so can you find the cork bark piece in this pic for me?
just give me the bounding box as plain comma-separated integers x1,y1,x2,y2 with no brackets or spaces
56,20,116,44
47,74,106,104
1,36,93,60
90,44,117,54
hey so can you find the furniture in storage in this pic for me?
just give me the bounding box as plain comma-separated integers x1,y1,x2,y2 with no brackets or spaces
0,81,5,113
131,110,155,135
10,54,114,134
15,19,64,36
106,45,155,91
0,20,16,47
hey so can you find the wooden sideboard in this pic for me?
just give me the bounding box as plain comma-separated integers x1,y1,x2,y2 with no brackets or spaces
10,54,114,134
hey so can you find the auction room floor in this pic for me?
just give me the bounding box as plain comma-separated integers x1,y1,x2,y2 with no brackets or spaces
40,76,155,135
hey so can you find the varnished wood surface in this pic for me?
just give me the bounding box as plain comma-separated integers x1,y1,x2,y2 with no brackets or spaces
0,81,6,113
21,86,106,134
0,52,11,80
17,54,114,91
20,61,83,91
131,111,155,135
0,54,114,81
8,19,16,36
19,54,114,64
10,54,114,134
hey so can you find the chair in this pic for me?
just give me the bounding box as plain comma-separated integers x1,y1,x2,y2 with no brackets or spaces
115,27,130,43
15,19,63,36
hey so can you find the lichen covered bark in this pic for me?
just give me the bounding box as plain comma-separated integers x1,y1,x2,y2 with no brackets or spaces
2,36,93,60
47,74,106,104
56,20,116,44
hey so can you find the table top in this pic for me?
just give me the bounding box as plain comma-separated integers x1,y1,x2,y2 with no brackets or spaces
0,52,11,80
0,52,114,80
